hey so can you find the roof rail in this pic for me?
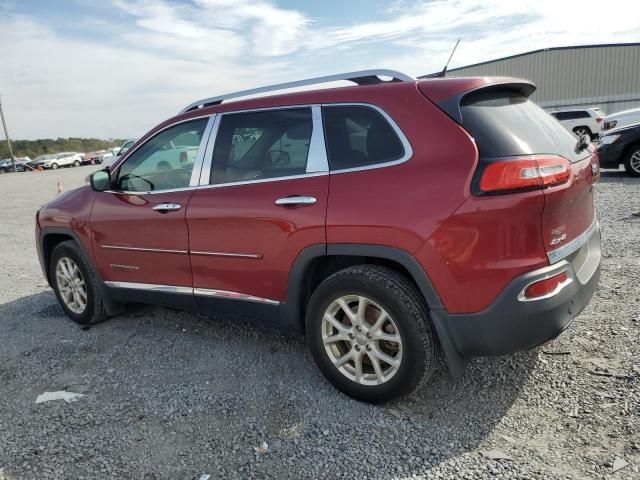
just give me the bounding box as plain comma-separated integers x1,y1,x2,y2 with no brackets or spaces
179,69,414,114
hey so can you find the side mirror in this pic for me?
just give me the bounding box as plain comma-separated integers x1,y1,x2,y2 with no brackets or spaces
90,169,112,192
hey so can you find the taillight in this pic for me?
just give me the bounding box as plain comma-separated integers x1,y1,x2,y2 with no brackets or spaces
596,117,603,123
477,156,571,194
520,272,570,300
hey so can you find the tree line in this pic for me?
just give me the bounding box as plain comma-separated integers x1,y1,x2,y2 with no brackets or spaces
0,138,126,160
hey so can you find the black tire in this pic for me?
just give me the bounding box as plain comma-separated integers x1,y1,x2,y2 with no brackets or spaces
73,160,81,167
623,144,640,177
50,240,107,325
50,163,59,170
305,265,439,403
573,126,592,140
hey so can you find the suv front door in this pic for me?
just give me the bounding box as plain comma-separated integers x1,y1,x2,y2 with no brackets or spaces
90,117,211,293
186,106,328,318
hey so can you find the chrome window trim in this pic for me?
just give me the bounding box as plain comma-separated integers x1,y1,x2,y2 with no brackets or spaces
101,245,188,254
307,105,329,173
321,103,414,174
104,281,280,305
191,251,263,259
198,114,222,185
108,114,213,193
196,171,328,190
104,281,193,295
547,219,599,264
189,115,217,186
105,102,412,194
198,104,326,187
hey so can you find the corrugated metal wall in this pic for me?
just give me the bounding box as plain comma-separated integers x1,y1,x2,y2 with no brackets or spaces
443,44,640,115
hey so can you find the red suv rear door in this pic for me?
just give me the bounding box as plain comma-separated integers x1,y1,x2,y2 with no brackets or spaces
186,106,329,312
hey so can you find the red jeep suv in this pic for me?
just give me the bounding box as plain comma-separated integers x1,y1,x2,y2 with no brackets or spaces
35,70,601,403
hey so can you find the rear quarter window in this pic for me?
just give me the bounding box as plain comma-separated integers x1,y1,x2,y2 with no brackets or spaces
460,90,586,162
322,105,405,170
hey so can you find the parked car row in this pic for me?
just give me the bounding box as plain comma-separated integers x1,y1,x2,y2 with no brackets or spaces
549,106,640,141
0,156,32,173
0,146,131,174
26,152,84,170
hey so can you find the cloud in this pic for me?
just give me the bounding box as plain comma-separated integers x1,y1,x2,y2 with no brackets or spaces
1,0,638,139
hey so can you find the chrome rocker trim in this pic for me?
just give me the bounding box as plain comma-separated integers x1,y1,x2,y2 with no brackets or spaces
104,281,280,305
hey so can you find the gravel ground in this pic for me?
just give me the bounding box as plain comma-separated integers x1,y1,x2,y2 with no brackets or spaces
0,166,638,480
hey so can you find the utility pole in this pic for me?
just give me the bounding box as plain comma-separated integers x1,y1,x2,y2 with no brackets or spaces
0,94,17,173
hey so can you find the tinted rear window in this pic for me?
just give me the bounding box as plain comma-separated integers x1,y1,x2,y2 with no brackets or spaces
323,105,405,170
461,90,585,162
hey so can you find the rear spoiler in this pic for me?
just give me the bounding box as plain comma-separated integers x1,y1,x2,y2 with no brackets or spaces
418,78,536,124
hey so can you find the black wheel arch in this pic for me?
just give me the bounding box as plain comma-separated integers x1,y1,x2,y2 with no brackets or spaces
39,227,123,316
282,244,466,379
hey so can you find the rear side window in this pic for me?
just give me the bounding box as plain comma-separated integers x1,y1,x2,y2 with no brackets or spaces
210,108,312,185
461,90,585,162
322,105,405,170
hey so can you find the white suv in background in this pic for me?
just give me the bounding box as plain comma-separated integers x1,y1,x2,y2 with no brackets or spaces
602,107,640,132
549,107,604,140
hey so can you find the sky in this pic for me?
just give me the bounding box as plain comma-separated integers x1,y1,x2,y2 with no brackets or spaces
1,0,638,140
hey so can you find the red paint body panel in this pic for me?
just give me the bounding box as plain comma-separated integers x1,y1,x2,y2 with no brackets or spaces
326,86,478,253
187,176,328,301
90,191,194,287
540,153,598,252
417,77,534,103
38,186,97,259
417,191,548,313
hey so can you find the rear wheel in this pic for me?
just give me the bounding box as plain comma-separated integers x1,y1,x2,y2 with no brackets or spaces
306,265,438,403
623,145,640,177
50,240,107,325
73,160,81,167
573,126,592,140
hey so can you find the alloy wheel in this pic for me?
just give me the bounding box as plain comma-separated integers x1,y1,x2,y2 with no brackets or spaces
630,149,640,174
321,295,403,386
55,256,88,314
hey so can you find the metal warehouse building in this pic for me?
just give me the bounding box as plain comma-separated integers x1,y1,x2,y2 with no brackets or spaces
423,43,640,115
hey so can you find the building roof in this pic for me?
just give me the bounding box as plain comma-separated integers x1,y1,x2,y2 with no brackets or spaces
420,42,640,78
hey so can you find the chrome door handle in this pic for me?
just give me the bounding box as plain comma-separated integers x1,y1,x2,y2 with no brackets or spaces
275,196,317,206
153,202,182,212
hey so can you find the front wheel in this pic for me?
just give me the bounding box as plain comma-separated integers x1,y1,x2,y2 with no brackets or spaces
306,265,439,403
623,145,640,177
50,163,59,170
50,240,107,325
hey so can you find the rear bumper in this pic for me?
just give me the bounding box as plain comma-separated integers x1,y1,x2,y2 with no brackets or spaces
431,223,601,357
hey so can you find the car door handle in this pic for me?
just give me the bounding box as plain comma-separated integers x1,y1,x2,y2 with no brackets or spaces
153,202,182,212
274,196,317,206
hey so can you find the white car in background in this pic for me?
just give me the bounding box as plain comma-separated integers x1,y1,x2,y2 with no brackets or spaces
28,152,83,170
549,107,604,140
102,139,137,169
602,107,640,132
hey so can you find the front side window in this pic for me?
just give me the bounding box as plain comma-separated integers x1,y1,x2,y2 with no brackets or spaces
322,105,405,170
210,108,312,184
115,118,208,192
